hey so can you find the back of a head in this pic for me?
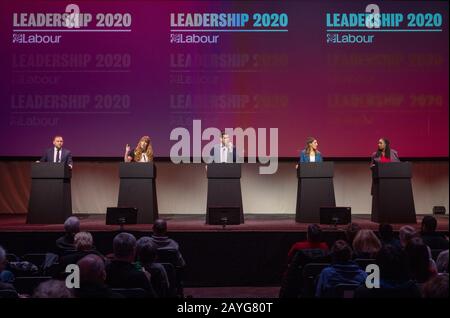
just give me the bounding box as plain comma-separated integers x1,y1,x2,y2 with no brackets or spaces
421,216,437,234
138,241,157,265
331,240,352,263
136,236,152,257
421,273,448,298
307,224,322,243
113,232,136,260
405,237,433,283
64,216,80,235
436,250,449,274
77,254,106,285
74,232,93,251
153,219,167,236
33,280,73,298
376,244,408,281
345,223,361,245
352,229,382,255
399,225,417,247
378,223,394,242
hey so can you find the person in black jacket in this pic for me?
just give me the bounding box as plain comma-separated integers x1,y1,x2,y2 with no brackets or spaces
56,216,80,255
105,232,157,297
421,216,449,250
75,254,122,298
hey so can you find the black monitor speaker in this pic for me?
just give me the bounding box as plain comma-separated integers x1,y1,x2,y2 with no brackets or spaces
106,207,138,226
320,207,351,225
208,207,241,225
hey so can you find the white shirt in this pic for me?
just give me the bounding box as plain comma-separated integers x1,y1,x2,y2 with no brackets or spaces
220,145,228,163
309,153,315,162
139,153,149,162
53,147,62,163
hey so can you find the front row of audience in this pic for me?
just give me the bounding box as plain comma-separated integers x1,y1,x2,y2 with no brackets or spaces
284,216,448,298
0,218,185,298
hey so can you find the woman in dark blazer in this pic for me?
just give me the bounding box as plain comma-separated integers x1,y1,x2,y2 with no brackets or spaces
370,138,400,166
299,137,323,163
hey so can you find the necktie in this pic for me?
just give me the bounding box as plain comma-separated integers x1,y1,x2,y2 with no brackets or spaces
56,148,61,163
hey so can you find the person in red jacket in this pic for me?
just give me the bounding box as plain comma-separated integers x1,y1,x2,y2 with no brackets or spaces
287,224,329,263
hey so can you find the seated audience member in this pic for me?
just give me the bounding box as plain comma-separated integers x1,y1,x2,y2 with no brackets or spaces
355,245,421,298
421,273,448,298
315,240,367,298
105,232,156,297
56,216,80,255
405,237,437,284
420,216,449,250
352,229,382,259
436,250,448,274
60,232,102,268
150,219,186,267
0,245,15,284
136,237,170,298
287,224,328,263
75,254,122,298
378,223,401,249
345,223,361,246
399,225,418,248
32,280,73,298
0,246,16,292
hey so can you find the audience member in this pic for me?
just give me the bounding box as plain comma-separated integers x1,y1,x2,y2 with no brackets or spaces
355,244,421,298
136,237,170,298
378,223,401,249
56,216,80,255
75,254,121,298
105,232,156,297
352,229,382,259
150,219,186,267
420,216,449,250
315,240,367,297
287,224,328,263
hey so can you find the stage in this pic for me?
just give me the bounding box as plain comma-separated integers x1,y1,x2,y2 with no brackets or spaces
0,213,448,287
0,213,448,232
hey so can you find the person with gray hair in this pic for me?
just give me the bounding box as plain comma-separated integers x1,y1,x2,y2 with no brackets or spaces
59,232,103,269
74,254,121,298
56,216,80,255
399,225,418,248
32,279,73,298
436,250,449,274
105,232,156,297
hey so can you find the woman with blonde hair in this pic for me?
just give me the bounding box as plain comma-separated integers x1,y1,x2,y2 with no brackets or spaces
124,136,154,162
352,229,382,259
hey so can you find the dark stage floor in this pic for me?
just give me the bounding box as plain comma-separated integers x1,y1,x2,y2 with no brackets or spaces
0,213,448,232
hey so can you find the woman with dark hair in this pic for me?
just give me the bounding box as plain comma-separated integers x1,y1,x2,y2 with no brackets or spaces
370,138,400,166
124,136,154,162
299,137,322,164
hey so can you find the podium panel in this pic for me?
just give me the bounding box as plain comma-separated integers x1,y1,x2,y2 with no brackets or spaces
206,163,243,224
117,162,158,224
296,162,336,223
27,162,72,224
371,162,416,223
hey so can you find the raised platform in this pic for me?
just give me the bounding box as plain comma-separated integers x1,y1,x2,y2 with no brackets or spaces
0,213,448,232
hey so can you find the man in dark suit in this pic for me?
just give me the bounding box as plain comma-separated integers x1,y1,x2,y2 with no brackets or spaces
39,135,73,168
210,131,237,163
